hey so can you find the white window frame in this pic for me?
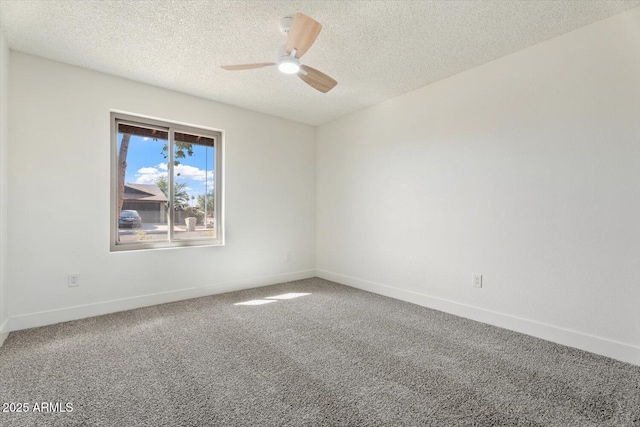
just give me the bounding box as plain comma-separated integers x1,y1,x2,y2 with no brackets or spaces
110,112,224,251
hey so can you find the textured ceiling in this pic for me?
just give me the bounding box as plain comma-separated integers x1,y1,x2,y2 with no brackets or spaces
0,0,638,125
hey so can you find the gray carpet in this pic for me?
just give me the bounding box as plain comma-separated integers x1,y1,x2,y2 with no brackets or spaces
0,278,638,426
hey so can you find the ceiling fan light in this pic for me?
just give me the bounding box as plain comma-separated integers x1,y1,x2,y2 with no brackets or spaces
277,57,300,74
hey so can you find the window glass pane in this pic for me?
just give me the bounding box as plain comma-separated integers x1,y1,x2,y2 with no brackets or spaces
173,132,216,241
117,123,169,244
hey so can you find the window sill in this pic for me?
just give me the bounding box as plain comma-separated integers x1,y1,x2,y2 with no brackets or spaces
110,239,224,252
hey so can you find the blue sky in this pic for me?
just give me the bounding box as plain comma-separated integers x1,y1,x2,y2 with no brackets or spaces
119,134,215,206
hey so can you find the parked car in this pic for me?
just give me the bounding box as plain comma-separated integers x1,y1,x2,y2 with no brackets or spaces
119,210,142,228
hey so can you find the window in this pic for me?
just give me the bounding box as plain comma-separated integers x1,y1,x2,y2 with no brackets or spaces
111,112,223,251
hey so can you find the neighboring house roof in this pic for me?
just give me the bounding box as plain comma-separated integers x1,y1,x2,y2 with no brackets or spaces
124,183,167,202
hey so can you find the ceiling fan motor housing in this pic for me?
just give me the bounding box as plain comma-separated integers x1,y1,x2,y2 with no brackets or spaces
275,44,300,73
277,56,300,74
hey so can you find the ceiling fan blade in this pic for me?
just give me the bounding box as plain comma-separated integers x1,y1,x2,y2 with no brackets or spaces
298,65,337,93
221,63,275,71
286,13,322,58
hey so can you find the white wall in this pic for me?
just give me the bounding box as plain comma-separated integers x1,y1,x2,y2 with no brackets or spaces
7,53,316,330
317,8,640,365
0,27,9,345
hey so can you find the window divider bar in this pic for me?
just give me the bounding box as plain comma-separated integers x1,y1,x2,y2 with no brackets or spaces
168,128,175,242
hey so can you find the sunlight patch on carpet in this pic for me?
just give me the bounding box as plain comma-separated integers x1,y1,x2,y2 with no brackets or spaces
265,293,311,300
234,299,277,306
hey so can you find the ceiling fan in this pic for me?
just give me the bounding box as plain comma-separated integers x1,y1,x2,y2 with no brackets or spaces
221,13,337,93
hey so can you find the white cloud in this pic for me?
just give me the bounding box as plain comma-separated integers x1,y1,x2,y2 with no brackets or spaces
132,163,213,186
137,167,159,174
174,164,210,182
134,165,167,184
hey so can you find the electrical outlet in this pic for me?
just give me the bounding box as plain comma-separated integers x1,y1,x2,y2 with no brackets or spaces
472,274,482,288
68,273,80,287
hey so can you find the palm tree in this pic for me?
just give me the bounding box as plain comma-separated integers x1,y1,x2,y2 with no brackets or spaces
197,191,215,215
155,176,190,209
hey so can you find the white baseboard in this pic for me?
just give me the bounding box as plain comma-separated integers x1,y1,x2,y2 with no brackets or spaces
0,318,9,347
8,269,316,333
316,269,640,367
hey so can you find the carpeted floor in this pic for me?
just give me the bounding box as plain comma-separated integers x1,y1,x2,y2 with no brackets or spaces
0,278,638,426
